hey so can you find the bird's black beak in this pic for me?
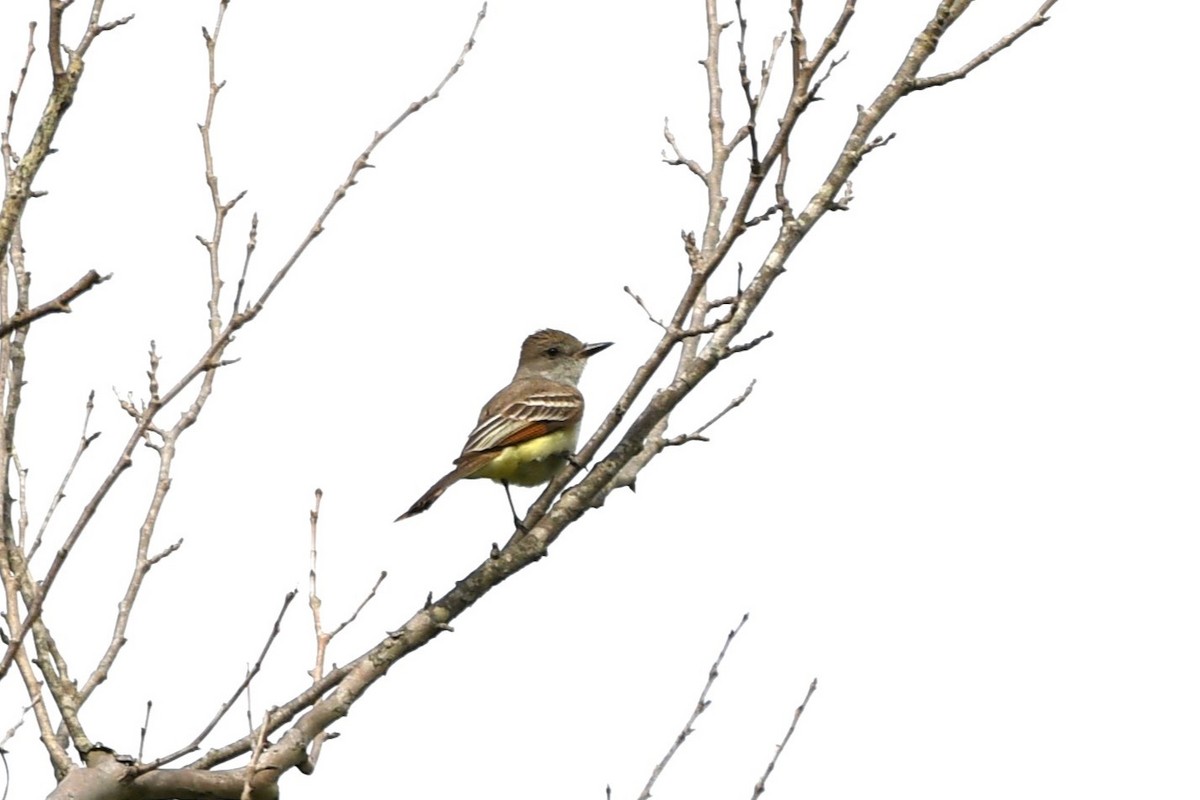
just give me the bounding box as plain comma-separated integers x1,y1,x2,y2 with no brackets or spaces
582,341,613,358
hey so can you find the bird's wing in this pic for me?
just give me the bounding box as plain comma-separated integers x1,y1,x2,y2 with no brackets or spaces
459,383,583,457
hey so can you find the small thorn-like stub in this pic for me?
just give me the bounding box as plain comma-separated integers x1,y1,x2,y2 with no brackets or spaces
490,542,500,559
424,591,433,609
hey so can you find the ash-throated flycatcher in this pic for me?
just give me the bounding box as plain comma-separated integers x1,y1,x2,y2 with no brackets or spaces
395,329,611,523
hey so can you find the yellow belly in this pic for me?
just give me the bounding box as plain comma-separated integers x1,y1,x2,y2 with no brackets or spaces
469,426,579,487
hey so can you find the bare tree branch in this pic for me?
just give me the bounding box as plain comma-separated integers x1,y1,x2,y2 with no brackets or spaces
134,591,297,775
662,380,755,447
662,118,707,180
26,391,99,560
231,212,258,315
749,678,818,799
1,0,130,262
1,21,37,170
304,488,386,771
136,700,151,763
912,0,1058,90
638,614,749,800
0,0,488,689
625,285,667,330
0,269,109,338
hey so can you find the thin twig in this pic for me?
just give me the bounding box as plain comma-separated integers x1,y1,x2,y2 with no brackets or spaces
134,590,297,775
0,269,110,337
329,572,387,641
723,330,773,357
146,537,183,566
750,678,818,800
1,22,37,174
2,0,486,687
73,1,135,58
305,489,386,770
637,614,749,800
661,380,755,447
624,285,667,330
28,390,99,560
828,178,853,211
0,702,31,749
307,489,325,674
912,0,1058,90
662,118,707,181
232,212,258,315
237,3,488,322
744,204,781,228
138,700,152,762
240,709,272,800
805,50,848,103
12,454,27,554
858,131,896,158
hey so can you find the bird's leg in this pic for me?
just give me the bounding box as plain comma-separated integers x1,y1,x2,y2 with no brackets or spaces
502,480,528,533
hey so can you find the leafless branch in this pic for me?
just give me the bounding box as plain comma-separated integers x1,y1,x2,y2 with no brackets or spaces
236,3,487,323
134,590,297,775
0,702,32,750
638,614,750,800
0,269,109,337
72,1,135,59
9,648,70,776
12,453,27,554
750,678,818,800
828,178,853,211
805,50,848,103
198,0,238,342
1,22,37,172
232,212,258,315
137,700,152,762
859,131,896,158
27,390,99,559
912,0,1058,90
1,1,488,689
239,709,272,800
304,489,385,769
662,380,755,447
745,204,781,228
625,285,667,329
723,330,774,357
807,2,856,79
146,537,183,566
730,0,783,169
662,118,706,180
330,572,387,641
774,141,792,211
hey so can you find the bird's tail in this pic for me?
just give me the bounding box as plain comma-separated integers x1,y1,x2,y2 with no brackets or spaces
394,452,495,522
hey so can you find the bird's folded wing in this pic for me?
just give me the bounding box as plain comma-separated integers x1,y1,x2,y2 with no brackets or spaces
459,388,583,456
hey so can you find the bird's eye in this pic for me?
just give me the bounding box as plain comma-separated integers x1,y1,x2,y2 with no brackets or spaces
546,346,561,357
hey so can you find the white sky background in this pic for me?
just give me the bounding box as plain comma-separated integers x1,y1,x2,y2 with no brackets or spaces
1,1,1197,798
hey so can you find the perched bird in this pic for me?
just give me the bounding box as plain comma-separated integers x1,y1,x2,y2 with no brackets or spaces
395,329,611,525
